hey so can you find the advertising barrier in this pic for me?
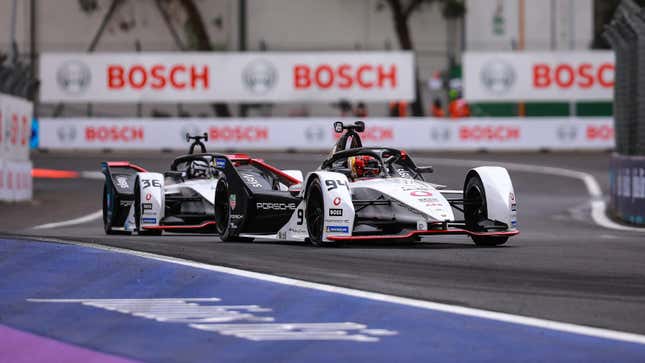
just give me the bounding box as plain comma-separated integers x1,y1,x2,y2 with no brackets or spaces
40,52,415,103
464,51,614,101
610,154,645,226
0,93,33,202
38,117,614,151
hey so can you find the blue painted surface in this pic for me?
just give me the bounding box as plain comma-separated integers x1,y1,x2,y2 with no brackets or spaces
1,237,645,363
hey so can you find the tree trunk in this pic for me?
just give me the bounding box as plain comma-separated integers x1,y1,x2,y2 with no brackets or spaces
178,0,232,117
386,0,424,117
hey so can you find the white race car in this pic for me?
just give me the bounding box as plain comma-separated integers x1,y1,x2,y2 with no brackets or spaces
217,121,519,246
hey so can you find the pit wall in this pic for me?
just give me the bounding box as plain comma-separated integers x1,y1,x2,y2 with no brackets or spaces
38,117,614,151
0,94,33,202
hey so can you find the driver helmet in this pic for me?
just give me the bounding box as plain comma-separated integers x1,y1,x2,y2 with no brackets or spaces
348,155,380,179
189,160,210,178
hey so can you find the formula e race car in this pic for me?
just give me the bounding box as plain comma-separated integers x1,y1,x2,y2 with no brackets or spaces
101,133,303,235
214,121,519,246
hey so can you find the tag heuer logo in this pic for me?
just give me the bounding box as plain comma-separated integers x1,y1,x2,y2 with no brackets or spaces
229,194,237,210
57,60,91,95
242,60,277,95
480,60,516,95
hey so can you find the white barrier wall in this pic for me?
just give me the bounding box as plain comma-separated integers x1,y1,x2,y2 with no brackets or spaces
38,117,614,151
0,93,33,202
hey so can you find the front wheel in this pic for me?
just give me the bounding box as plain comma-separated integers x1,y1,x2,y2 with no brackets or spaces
464,174,507,247
305,178,340,247
215,179,253,242
102,183,117,235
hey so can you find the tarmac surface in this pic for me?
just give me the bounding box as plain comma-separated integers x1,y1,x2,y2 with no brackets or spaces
2,150,645,336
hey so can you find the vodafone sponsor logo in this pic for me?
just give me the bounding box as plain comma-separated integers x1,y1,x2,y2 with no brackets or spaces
85,126,144,142
459,125,520,142
533,62,614,90
107,64,210,91
293,64,398,90
209,126,269,142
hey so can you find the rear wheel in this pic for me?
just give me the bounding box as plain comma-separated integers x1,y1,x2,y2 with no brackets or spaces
134,177,162,236
215,179,253,242
464,174,507,247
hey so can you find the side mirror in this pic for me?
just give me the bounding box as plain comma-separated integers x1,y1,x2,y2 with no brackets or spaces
288,183,303,196
417,166,434,174
354,121,365,132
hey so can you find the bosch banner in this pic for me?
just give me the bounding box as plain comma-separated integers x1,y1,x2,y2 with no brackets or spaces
39,118,614,151
39,52,415,103
0,93,33,202
464,51,614,101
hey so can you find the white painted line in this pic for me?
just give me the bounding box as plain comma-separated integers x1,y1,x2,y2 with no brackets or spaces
32,210,103,230
422,157,645,233
25,236,645,346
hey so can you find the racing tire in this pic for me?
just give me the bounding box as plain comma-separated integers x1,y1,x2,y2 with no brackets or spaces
102,183,119,235
134,176,162,236
215,179,253,242
464,174,508,247
305,178,340,247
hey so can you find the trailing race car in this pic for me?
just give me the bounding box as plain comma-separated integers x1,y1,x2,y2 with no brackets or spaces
214,121,518,246
101,133,303,235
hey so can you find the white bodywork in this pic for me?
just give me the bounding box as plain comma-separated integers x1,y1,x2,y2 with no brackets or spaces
165,178,219,205
135,172,165,229
469,166,518,230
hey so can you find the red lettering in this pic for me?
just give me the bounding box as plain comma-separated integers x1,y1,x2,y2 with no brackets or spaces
208,127,269,142
555,64,575,88
315,65,334,89
85,126,144,142
598,63,614,88
356,65,373,89
107,65,125,89
170,65,186,89
294,65,311,89
10,114,18,145
337,64,353,89
150,65,166,89
586,125,614,140
533,64,551,88
190,65,209,89
21,115,28,146
377,64,397,88
577,63,594,89
459,126,520,142
128,65,147,89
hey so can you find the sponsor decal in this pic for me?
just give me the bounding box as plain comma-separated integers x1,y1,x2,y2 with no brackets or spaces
145,192,152,201
142,217,157,224
256,202,297,211
231,214,243,220
586,125,613,141
142,203,153,211
215,158,226,168
243,59,278,95
119,200,132,207
293,63,398,90
85,126,144,142
30,298,397,342
459,126,520,142
57,60,91,95
332,197,341,206
416,220,428,231
116,175,129,189
305,126,325,142
242,173,263,188
288,227,307,234
480,59,516,95
429,126,451,143
209,126,268,142
329,208,343,217
532,63,614,89
107,64,210,91
410,190,433,197
557,125,578,141
277,231,287,240
326,225,349,233
332,126,394,142
229,194,237,210
56,124,77,142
